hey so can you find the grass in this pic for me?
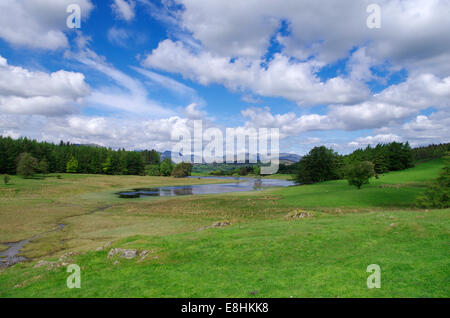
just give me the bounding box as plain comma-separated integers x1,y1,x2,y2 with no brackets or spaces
0,159,448,297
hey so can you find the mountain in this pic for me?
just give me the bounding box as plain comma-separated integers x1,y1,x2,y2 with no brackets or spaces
159,151,301,164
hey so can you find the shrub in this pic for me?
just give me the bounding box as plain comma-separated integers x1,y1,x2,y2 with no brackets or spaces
344,161,375,189
171,162,193,178
3,174,10,184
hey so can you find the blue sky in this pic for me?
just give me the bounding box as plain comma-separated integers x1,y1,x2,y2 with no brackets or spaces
0,0,449,155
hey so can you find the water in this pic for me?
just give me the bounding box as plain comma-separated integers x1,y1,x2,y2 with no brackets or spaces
0,223,66,268
117,177,295,198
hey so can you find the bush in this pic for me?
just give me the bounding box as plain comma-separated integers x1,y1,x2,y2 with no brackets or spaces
3,174,10,184
16,152,39,178
344,161,375,189
171,162,193,178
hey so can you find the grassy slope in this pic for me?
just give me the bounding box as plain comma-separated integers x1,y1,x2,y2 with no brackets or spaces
0,159,448,297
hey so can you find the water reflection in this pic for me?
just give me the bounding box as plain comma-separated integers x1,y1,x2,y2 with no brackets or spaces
117,177,294,198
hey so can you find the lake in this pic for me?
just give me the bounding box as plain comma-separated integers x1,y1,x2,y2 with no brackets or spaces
116,176,295,198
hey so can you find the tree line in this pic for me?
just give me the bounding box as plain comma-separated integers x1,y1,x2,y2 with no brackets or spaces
294,142,450,187
0,136,193,178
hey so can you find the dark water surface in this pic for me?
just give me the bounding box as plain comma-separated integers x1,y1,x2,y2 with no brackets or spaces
117,177,295,198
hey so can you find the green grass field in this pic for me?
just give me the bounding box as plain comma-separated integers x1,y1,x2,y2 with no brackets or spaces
0,159,448,297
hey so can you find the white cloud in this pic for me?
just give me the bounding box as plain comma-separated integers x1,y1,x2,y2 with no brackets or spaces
348,134,403,148
132,67,197,97
65,41,173,116
111,0,136,21
143,39,369,106
0,104,207,151
174,0,450,73
107,27,131,47
0,55,90,116
0,0,93,50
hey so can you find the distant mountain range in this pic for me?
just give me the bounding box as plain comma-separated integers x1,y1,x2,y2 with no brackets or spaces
160,151,301,164
73,146,301,164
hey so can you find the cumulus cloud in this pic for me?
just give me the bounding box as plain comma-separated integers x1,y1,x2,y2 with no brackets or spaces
143,39,369,106
0,55,90,116
0,103,208,151
111,0,136,21
0,0,93,50
348,134,403,148
174,0,450,72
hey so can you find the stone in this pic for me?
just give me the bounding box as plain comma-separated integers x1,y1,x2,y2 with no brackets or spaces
108,248,120,258
121,249,137,259
285,209,313,219
34,260,53,268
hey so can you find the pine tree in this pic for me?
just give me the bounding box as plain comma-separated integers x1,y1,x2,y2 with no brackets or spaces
66,156,78,173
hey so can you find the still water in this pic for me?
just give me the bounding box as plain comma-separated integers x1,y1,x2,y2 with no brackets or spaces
116,177,295,198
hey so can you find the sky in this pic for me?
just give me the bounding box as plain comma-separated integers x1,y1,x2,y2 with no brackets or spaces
0,0,449,155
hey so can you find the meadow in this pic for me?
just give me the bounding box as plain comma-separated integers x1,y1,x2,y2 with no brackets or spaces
0,159,448,297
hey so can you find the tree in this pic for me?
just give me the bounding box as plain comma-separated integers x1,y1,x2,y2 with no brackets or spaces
66,156,78,173
16,152,39,178
145,164,160,176
171,162,193,178
295,146,340,184
3,174,10,184
102,155,113,174
253,165,261,176
416,152,450,208
160,158,174,176
344,161,375,189
39,158,49,176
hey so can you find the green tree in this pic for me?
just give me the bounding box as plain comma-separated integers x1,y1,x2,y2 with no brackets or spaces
39,158,49,176
102,155,113,174
16,152,39,178
416,152,450,208
344,161,375,189
3,174,10,184
160,158,174,176
171,162,193,178
253,165,261,176
66,156,78,173
295,146,340,184
145,164,160,176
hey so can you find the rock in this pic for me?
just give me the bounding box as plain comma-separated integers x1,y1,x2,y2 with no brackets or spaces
212,221,232,228
107,248,137,259
285,209,313,219
108,248,120,258
113,261,119,265
121,249,137,259
249,290,258,295
139,250,149,257
96,246,103,251
34,260,52,268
